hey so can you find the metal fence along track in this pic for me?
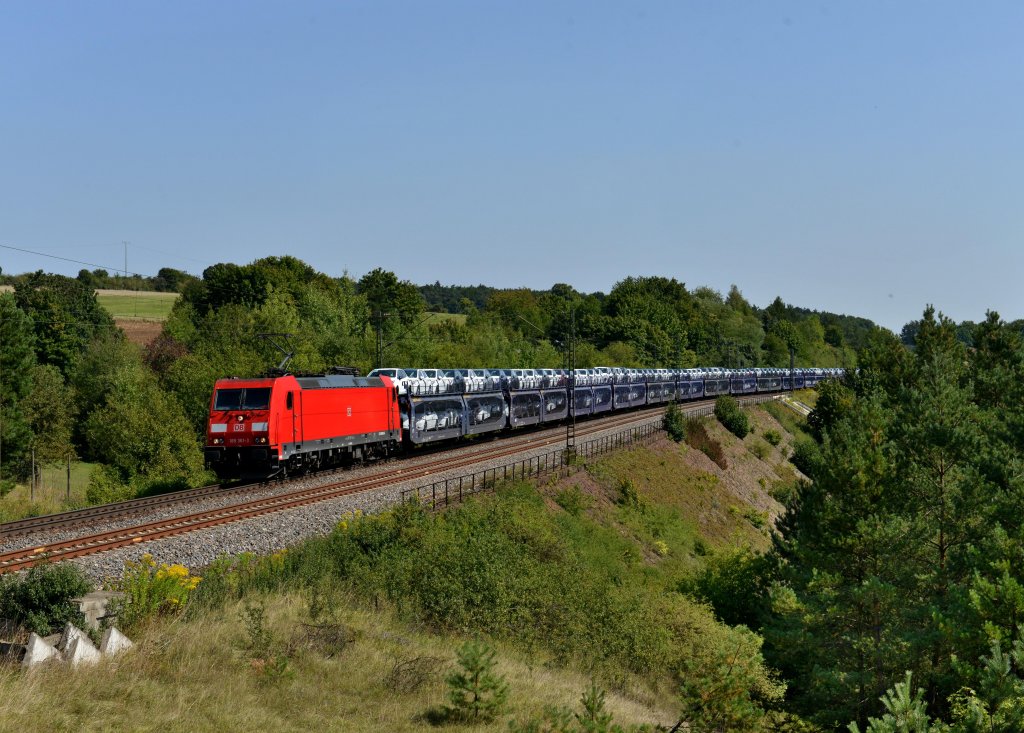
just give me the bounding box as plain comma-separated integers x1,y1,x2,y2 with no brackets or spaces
400,393,779,510
400,420,663,509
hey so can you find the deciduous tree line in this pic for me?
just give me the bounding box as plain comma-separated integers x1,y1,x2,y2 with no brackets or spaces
3,256,857,504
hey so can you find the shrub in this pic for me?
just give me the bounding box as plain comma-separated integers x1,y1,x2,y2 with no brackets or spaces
714,396,750,439
790,438,822,479
750,440,770,460
111,553,201,630
0,563,92,635
770,479,802,507
240,601,294,684
554,485,590,516
509,684,656,732
763,429,782,446
664,402,686,442
444,639,509,722
680,546,769,629
617,479,643,509
684,418,727,469
85,464,136,505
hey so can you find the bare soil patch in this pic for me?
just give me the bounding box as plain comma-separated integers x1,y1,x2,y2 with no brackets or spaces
117,318,163,347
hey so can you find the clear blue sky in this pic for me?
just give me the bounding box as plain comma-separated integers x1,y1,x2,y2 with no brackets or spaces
2,1,1022,331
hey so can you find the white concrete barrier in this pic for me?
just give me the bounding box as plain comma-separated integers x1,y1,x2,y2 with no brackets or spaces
100,627,133,657
22,633,61,670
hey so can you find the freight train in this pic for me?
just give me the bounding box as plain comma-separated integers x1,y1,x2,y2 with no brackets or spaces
204,366,842,480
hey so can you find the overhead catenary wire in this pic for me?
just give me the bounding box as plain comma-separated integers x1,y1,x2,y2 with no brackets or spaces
0,243,147,278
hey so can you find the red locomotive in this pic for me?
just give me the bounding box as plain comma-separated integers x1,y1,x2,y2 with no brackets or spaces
204,373,401,479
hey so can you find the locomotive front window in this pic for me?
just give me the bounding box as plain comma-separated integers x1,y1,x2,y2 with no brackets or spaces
240,388,271,410
214,387,271,411
214,389,244,411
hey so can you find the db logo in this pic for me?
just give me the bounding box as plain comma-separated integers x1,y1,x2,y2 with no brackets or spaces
233,423,245,432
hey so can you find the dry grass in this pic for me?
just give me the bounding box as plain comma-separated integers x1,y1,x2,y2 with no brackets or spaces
0,462,95,522
547,403,807,557
0,592,676,732
116,318,165,347
792,388,819,408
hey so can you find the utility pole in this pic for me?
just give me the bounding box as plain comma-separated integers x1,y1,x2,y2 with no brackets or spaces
565,307,576,458
789,347,795,393
123,240,129,279
374,311,388,370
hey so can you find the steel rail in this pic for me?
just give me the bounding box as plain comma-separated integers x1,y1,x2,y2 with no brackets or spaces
0,405,665,540
0,409,667,573
0,394,779,573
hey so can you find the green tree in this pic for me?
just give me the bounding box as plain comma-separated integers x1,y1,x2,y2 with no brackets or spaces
715,396,750,438
13,271,115,374
603,276,694,365
848,672,940,733
358,267,424,328
767,393,911,729
808,378,856,440
77,337,206,499
0,294,36,488
21,364,77,465
444,639,509,722
677,624,785,733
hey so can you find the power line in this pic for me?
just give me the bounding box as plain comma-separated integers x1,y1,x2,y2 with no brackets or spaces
0,243,145,278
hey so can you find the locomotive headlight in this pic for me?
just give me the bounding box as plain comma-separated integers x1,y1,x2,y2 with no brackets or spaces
235,414,244,422
212,438,224,445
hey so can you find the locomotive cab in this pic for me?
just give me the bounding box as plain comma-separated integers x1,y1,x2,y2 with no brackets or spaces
205,378,282,479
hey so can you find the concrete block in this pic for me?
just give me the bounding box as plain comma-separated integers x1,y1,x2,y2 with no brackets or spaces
99,627,133,657
66,634,101,667
58,623,87,653
22,633,62,669
75,591,123,631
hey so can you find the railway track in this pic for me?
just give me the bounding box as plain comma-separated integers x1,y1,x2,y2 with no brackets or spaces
0,394,779,574
0,408,668,573
0,405,663,542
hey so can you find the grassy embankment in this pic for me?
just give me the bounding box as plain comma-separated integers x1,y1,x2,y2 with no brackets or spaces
0,402,810,732
0,462,96,523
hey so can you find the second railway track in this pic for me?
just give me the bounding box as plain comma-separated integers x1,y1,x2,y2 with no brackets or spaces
0,395,778,575
0,407,670,573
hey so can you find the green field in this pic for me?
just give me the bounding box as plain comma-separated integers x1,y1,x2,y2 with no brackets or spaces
0,461,96,521
96,289,179,320
428,311,467,325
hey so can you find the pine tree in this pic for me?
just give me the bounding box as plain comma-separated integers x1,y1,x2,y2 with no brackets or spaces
444,639,509,722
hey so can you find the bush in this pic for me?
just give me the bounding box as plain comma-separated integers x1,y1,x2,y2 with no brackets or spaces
750,440,770,460
0,563,92,635
110,553,202,630
510,684,656,732
680,546,770,630
714,396,750,439
554,485,590,516
85,464,135,505
664,402,686,442
763,429,782,446
790,438,822,479
685,418,728,469
617,479,643,509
